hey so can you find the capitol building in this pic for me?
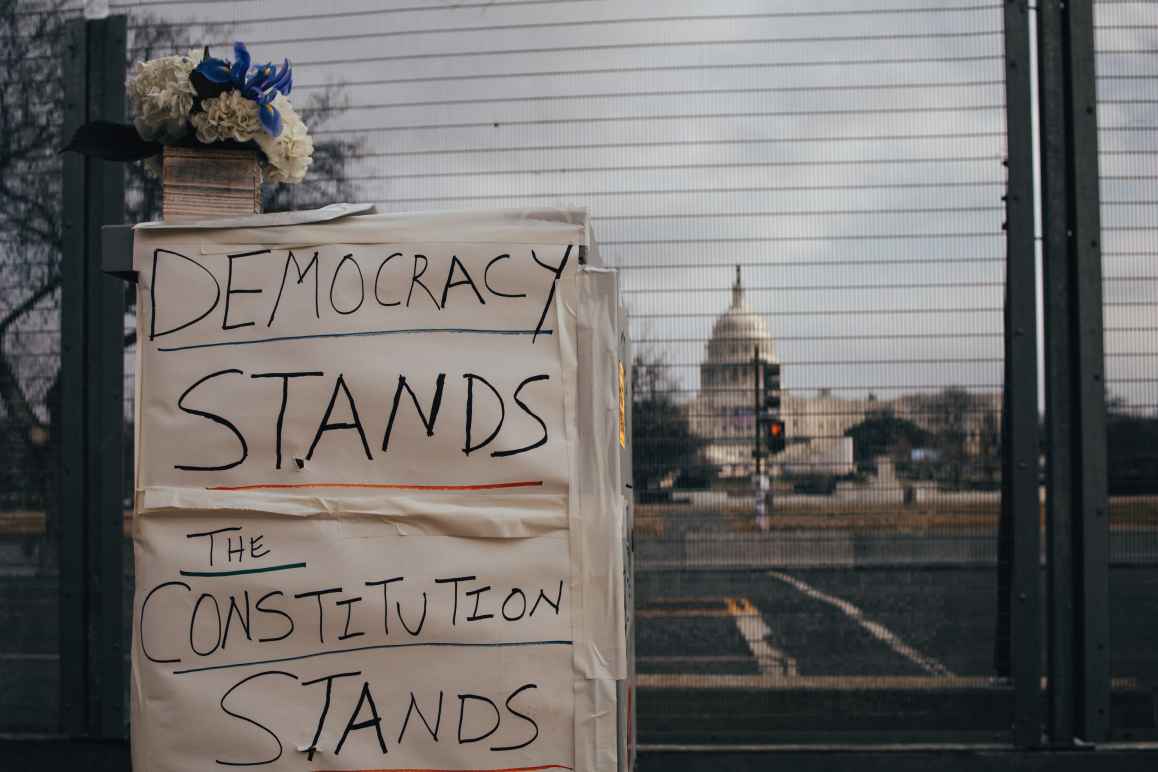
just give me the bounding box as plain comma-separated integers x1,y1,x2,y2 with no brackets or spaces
685,268,1001,479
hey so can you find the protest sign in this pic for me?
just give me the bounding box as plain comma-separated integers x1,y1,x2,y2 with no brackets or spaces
129,209,628,771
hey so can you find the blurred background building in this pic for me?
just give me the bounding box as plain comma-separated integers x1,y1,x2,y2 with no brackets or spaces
688,266,1001,481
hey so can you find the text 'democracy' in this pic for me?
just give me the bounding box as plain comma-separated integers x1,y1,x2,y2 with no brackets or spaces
135,242,575,493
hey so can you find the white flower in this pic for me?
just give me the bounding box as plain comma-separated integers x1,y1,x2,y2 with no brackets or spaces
127,53,197,142
255,96,314,184
190,90,263,144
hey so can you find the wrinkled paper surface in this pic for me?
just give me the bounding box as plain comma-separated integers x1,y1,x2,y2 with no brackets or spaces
131,209,625,772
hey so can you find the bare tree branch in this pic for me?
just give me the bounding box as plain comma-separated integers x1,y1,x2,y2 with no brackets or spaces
0,274,58,335
0,276,58,435
1,6,362,463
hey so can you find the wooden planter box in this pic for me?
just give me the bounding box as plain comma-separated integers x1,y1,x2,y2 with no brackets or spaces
161,146,262,223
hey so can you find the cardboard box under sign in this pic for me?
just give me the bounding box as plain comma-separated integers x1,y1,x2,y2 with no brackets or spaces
161,146,262,223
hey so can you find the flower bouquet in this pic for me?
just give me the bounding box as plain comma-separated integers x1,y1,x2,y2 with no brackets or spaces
65,42,314,219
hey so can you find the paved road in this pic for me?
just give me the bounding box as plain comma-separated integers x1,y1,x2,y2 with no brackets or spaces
631,509,1158,692
635,565,1158,685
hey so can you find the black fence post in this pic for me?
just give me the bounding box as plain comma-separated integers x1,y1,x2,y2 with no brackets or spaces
1038,0,1110,744
58,15,89,740
88,14,128,740
58,14,127,739
1065,0,1110,743
1002,0,1042,748
1038,0,1077,746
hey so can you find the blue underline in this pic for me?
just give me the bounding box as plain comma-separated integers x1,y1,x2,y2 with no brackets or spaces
156,327,553,352
171,639,573,675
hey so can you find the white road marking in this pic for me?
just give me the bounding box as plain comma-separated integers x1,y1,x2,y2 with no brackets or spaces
725,597,799,677
767,571,955,678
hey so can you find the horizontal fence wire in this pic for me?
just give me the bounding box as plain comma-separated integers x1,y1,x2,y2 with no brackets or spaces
1094,0,1158,727
111,0,1018,718
0,0,1081,739
0,0,74,735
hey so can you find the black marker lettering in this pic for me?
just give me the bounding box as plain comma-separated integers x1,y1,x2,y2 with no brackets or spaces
457,694,500,744
190,592,222,656
382,374,445,452
249,534,269,560
216,670,298,766
174,369,249,471
530,580,564,617
465,585,494,622
302,670,361,762
223,249,268,331
530,245,571,343
252,371,324,470
491,683,540,752
434,575,476,626
462,373,504,456
255,590,294,643
227,535,245,562
407,254,439,308
492,374,550,458
501,588,527,622
149,248,221,340
364,577,404,635
483,253,526,299
440,254,486,308
267,249,319,326
374,252,403,307
140,581,190,664
222,591,252,649
329,253,365,315
185,526,241,567
306,374,373,462
397,593,428,637
293,587,342,645
398,690,443,743
337,596,365,641
335,681,388,755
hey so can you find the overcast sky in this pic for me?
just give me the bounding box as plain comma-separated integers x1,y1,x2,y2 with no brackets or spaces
50,0,1158,413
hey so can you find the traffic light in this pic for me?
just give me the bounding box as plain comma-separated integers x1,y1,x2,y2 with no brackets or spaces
762,362,781,412
765,417,786,453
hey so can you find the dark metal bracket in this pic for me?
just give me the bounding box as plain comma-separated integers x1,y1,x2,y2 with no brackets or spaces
100,224,136,282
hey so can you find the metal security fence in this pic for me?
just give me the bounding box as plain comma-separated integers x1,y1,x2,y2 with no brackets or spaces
0,0,83,733
1094,0,1158,740
0,0,1154,766
110,0,1027,740
616,0,1021,740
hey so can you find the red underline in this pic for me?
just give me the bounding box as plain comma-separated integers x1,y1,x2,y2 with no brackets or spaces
319,766,572,772
206,480,545,492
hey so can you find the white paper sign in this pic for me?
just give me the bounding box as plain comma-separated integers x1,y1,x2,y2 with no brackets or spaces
130,211,613,772
132,514,573,771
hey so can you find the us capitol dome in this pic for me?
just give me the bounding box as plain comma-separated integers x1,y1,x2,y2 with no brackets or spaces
686,266,861,478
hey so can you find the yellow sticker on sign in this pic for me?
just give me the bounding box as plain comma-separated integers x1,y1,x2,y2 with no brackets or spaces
618,360,627,448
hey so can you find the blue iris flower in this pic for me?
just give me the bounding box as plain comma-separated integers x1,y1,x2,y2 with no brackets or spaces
193,42,294,137
194,51,231,85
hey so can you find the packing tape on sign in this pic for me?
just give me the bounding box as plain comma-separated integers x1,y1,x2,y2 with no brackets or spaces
184,209,590,253
135,486,568,539
569,268,628,682
574,677,619,772
568,268,627,772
